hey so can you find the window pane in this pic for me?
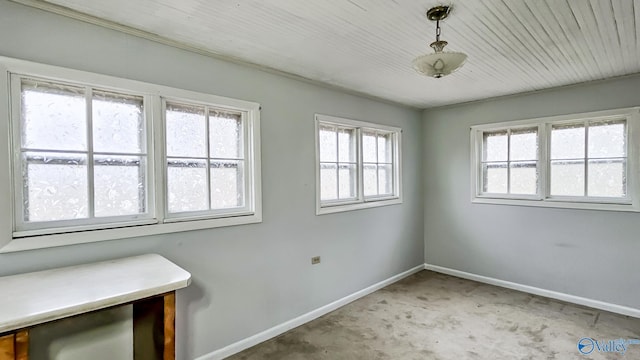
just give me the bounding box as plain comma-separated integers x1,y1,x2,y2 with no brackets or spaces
210,111,243,159
551,124,585,160
378,133,393,163
167,159,208,213
362,132,377,163
482,162,507,193
378,164,393,195
483,131,507,162
363,164,377,197
509,161,537,195
93,90,144,154
166,102,206,157
23,152,88,221
320,163,338,200
94,156,145,217
210,160,244,209
338,163,357,199
319,125,337,162
338,128,356,163
21,80,86,151
550,160,584,196
588,159,626,197
588,121,625,158
510,128,537,161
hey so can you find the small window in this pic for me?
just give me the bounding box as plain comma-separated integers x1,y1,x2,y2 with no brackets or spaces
164,100,251,220
316,114,402,215
14,77,151,234
550,120,626,198
481,127,539,196
471,107,639,212
318,123,358,202
362,130,395,198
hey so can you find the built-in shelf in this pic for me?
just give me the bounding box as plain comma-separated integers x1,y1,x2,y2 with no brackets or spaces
0,254,192,360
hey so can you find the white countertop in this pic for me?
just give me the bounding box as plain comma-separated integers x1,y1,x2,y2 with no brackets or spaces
0,254,192,333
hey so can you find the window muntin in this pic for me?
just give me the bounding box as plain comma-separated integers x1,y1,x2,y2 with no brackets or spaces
16,77,149,231
481,127,538,196
316,115,402,214
165,101,248,218
471,108,639,211
550,120,626,198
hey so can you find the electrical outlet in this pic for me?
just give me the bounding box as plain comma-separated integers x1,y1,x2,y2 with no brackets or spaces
311,256,321,265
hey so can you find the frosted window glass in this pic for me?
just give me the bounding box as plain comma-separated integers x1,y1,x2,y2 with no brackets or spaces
23,152,88,221
94,156,145,217
551,125,585,160
338,128,356,163
588,121,625,158
510,162,537,195
362,132,377,163
21,80,86,151
588,160,625,197
166,103,206,158
363,164,377,196
338,164,357,199
510,128,538,161
378,164,393,195
167,159,208,213
317,118,399,208
319,125,337,162
210,160,244,209
483,163,507,194
320,163,337,200
483,131,507,162
550,161,585,196
92,91,144,154
378,133,393,163
210,112,243,159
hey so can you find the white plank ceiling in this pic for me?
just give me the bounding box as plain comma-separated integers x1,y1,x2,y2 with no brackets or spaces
23,0,640,108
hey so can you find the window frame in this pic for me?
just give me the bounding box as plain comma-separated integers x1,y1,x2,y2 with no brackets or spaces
316,122,360,207
0,56,262,253
315,114,402,215
478,125,543,200
361,127,398,201
11,75,156,236
161,97,256,222
470,107,640,212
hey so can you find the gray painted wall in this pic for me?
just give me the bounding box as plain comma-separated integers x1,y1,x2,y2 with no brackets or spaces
0,2,424,358
423,75,640,310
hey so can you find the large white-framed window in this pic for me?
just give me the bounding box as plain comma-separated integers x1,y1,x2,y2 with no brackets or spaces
12,76,155,236
0,56,261,252
315,114,402,215
470,107,640,212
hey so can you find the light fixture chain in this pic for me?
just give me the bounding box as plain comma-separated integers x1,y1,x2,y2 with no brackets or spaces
436,19,441,42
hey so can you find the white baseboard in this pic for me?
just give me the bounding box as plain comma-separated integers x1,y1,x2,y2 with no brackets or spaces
424,263,640,318
196,264,425,360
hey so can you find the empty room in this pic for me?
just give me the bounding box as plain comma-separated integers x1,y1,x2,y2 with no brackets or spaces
0,0,639,359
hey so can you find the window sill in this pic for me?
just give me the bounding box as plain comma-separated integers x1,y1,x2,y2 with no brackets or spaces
316,197,402,215
472,196,639,212
1,213,262,253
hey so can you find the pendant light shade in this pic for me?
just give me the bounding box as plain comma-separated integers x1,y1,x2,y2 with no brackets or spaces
412,51,467,78
413,5,467,78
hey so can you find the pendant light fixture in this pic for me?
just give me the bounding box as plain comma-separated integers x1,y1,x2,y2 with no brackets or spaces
413,5,467,78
